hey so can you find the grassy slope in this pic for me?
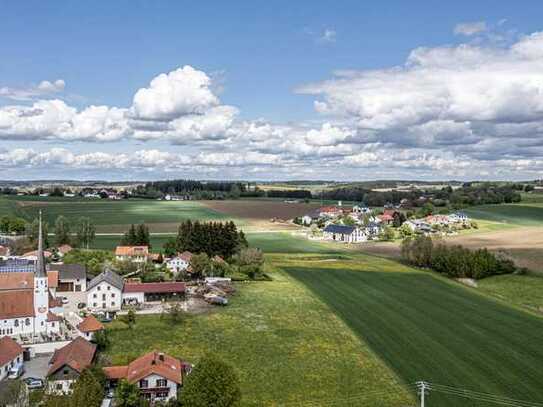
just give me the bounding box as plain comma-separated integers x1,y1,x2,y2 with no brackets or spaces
477,274,543,312
280,256,543,406
105,255,413,406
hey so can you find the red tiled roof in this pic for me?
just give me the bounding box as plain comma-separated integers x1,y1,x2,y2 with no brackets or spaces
0,290,35,319
47,311,62,322
319,206,341,213
103,351,183,385
48,270,59,288
57,244,73,254
115,246,149,257
378,214,394,221
0,272,33,290
179,251,193,262
22,250,52,258
47,337,96,376
77,315,104,333
0,336,23,366
123,282,185,294
49,293,63,308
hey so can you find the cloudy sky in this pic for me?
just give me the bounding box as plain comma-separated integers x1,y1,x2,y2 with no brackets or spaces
1,1,543,181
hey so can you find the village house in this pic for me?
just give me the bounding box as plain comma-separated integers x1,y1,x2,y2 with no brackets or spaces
115,246,149,263
56,244,73,257
352,205,371,214
76,315,104,341
448,212,469,224
301,209,321,226
318,206,344,218
0,336,23,381
166,251,192,273
86,269,124,314
377,211,395,225
323,224,368,243
103,351,191,403
47,337,97,394
48,264,87,293
122,282,186,305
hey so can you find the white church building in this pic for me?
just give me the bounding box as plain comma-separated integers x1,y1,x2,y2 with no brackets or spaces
0,213,62,338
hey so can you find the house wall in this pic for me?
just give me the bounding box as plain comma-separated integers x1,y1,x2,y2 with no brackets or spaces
87,282,122,312
0,316,39,337
166,258,189,272
0,353,22,381
116,255,146,263
138,373,178,402
47,365,80,394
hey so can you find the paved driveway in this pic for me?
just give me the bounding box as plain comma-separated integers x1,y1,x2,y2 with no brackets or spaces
60,291,87,314
22,355,50,380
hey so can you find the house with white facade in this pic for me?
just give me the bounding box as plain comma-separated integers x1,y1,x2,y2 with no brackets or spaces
86,269,124,314
165,252,192,273
0,336,23,381
103,351,191,404
322,225,368,243
47,337,96,394
115,246,149,263
76,315,104,341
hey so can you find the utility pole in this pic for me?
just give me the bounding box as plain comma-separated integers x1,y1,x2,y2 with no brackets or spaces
416,381,429,407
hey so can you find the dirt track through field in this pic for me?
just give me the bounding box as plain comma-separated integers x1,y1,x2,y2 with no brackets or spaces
359,227,543,272
202,200,320,220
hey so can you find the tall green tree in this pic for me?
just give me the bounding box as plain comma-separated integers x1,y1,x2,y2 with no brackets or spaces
70,369,104,407
54,215,71,246
136,224,150,247
76,217,96,249
115,380,142,407
180,355,241,407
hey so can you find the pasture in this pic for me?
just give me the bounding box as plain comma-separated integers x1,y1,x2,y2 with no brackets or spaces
280,256,543,407
105,258,412,407
463,204,543,227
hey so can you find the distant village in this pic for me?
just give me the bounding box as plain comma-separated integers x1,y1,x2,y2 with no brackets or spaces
297,202,472,243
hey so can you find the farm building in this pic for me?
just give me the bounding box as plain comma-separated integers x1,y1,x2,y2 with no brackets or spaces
76,314,104,341
122,282,186,305
0,336,23,381
48,264,87,293
323,225,368,243
47,337,97,394
86,269,124,314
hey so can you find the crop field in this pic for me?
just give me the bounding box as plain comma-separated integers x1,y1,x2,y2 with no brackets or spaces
463,203,543,227
279,255,543,407
105,258,413,407
202,199,320,221
0,196,238,233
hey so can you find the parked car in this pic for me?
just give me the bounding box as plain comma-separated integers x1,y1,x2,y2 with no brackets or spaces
24,377,44,389
77,302,86,309
8,364,24,379
61,296,69,304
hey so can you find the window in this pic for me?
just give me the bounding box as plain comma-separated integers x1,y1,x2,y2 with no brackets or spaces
102,294,106,300
93,294,97,299
111,302,115,307
157,392,169,398
156,379,167,387
25,318,30,326
111,293,115,298
139,379,148,388
97,286,101,291
56,383,63,390
14,320,18,327
107,286,110,290
63,369,69,375
93,303,97,307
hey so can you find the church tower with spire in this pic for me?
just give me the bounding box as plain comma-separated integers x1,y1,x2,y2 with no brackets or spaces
33,211,49,333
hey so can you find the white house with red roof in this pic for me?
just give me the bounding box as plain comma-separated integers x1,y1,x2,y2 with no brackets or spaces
115,246,149,263
103,351,191,403
76,314,104,341
0,336,23,381
166,251,192,273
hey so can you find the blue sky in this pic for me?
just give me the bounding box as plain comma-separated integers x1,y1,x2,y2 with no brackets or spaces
1,1,543,180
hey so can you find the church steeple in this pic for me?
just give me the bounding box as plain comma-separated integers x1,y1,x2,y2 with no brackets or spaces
35,210,47,278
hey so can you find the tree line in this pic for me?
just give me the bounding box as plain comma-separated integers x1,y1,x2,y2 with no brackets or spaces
401,235,517,280
120,224,151,247
164,220,247,259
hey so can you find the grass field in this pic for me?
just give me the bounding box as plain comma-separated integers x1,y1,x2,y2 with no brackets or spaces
464,204,543,227
105,258,413,407
278,255,543,407
477,274,543,312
